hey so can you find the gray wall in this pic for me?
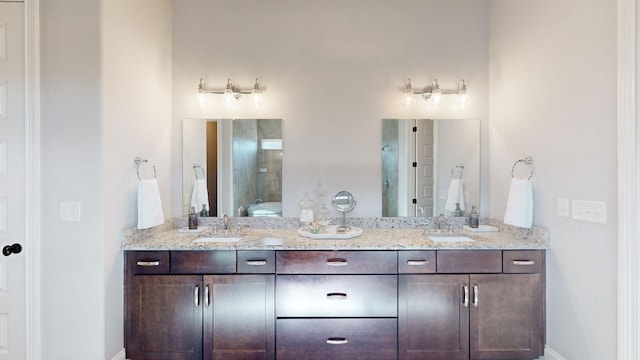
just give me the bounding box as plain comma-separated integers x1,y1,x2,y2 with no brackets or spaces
489,0,617,358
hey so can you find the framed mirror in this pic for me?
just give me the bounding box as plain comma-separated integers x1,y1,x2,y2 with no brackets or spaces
381,119,480,217
183,118,283,217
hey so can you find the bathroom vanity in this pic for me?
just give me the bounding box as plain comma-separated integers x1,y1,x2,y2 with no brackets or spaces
123,222,547,360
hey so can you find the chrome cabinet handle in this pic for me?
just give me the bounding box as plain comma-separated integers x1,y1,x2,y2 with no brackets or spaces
513,260,535,266
194,286,200,307
407,260,429,266
205,285,210,307
472,285,479,307
326,292,348,300
463,285,469,308
326,258,348,266
326,338,348,345
136,260,160,266
246,260,267,266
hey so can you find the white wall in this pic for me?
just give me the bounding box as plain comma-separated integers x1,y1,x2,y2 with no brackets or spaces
171,0,491,218
40,0,172,358
489,0,617,359
102,0,172,358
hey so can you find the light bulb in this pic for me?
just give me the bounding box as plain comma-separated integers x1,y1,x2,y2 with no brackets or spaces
252,79,262,106
224,88,234,106
430,79,442,106
402,78,414,105
198,92,206,108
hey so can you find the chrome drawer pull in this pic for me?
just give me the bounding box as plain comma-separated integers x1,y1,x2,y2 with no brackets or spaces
194,286,200,307
246,260,268,266
407,260,429,266
472,285,479,307
326,258,348,266
512,260,535,266
326,292,348,300
326,337,348,345
136,260,160,266
205,285,210,307
463,285,469,308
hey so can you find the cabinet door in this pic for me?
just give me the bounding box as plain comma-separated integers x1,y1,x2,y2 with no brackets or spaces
203,275,275,360
470,274,543,359
127,275,203,360
399,275,469,360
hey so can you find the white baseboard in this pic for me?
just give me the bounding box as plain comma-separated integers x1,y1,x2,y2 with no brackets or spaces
110,349,126,360
543,345,567,360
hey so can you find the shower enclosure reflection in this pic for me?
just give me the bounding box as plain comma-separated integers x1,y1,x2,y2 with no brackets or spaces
381,119,480,217
183,119,282,217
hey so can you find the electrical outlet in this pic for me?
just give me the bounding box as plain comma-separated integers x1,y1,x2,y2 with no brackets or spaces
572,200,607,224
60,201,82,222
557,198,570,217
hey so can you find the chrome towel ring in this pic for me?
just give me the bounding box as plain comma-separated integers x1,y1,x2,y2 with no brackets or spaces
135,157,157,180
511,157,534,180
451,164,464,180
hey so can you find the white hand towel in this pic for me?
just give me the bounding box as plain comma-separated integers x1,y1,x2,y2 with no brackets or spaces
445,178,466,212
137,178,165,229
190,179,209,212
503,178,533,228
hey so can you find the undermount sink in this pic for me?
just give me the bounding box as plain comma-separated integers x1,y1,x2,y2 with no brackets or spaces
193,236,243,243
427,236,475,243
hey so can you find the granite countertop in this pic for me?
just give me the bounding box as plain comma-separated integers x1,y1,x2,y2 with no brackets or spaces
121,217,549,251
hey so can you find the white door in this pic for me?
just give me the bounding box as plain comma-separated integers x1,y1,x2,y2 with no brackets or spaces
0,2,26,359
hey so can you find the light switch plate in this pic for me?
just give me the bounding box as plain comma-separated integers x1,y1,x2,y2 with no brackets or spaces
60,201,82,222
556,198,570,217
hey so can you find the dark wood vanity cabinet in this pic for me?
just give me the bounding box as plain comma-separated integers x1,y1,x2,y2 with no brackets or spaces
398,250,545,360
125,251,275,360
125,248,544,360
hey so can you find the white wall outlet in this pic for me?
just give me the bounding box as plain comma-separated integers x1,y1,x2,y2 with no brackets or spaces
556,198,570,217
60,201,82,222
572,199,607,224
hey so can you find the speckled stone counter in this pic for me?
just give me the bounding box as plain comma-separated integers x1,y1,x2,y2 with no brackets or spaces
121,217,549,251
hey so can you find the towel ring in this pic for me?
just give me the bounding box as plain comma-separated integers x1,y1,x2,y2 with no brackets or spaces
135,157,157,180
511,157,534,180
451,164,464,180
193,164,205,180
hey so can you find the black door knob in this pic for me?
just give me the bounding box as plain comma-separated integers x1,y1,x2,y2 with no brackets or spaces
2,243,22,256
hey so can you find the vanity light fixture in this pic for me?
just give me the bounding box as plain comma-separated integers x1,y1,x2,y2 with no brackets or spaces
198,78,265,105
401,78,469,107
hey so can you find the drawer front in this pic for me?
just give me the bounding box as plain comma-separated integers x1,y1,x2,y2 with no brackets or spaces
126,251,170,275
503,250,544,274
276,251,397,274
170,250,236,274
398,251,436,273
277,318,397,360
237,250,276,273
276,275,397,317
437,250,502,273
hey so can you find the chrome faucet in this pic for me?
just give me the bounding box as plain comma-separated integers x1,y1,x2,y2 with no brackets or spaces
221,213,230,233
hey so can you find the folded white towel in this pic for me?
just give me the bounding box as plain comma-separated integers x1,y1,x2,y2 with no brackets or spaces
190,179,209,212
504,178,533,228
445,178,466,212
137,178,165,229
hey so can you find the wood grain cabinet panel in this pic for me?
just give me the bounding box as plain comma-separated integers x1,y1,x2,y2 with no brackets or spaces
276,250,397,274
126,275,203,360
277,318,398,360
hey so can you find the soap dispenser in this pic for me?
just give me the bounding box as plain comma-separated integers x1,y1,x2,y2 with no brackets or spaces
188,206,198,229
469,206,479,228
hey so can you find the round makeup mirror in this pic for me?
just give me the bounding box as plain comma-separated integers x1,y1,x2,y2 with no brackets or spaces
332,191,356,231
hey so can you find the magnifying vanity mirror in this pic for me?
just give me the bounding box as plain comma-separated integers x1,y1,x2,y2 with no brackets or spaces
183,118,283,217
381,119,480,218
332,191,356,231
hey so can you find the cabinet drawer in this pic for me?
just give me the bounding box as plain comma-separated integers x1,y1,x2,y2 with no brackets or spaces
398,251,436,273
126,251,170,275
437,250,502,273
276,275,397,317
237,250,275,273
503,250,544,274
277,318,397,360
170,251,236,274
276,251,397,274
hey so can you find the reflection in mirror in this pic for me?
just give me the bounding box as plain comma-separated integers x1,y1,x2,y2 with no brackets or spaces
332,191,357,230
381,119,480,218
183,119,282,217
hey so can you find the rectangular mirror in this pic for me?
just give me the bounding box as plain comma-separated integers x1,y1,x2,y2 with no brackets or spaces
183,119,283,217
382,119,480,217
